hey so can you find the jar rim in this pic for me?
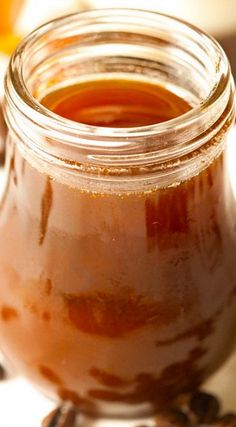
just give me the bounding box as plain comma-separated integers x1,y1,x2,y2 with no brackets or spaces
4,8,234,163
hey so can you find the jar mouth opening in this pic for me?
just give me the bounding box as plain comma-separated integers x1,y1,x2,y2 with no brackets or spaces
5,8,233,158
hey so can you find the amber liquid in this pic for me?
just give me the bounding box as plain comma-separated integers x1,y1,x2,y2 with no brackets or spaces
0,78,236,418
42,79,190,127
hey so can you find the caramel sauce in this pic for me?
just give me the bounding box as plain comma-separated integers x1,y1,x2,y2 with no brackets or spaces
41,79,190,127
39,177,53,246
42,311,51,321
0,78,236,416
39,365,63,385
1,306,19,322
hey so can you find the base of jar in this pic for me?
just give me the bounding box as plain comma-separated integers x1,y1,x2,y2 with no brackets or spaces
50,400,159,427
44,388,224,426
76,413,155,427
87,402,155,420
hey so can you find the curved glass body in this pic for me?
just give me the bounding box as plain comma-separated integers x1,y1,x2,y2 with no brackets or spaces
1,9,236,421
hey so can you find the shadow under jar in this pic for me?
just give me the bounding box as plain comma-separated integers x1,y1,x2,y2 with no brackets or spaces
1,9,236,422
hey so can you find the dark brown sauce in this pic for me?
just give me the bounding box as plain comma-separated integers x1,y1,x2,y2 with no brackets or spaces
89,367,129,388
38,365,63,385
39,177,53,246
65,290,179,338
88,347,206,406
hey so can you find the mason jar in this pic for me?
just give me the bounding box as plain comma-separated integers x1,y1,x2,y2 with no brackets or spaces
1,9,236,423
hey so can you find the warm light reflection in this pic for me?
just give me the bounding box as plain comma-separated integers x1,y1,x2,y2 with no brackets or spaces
226,127,236,199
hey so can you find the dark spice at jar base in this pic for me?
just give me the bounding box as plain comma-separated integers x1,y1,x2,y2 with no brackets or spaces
189,391,220,424
215,414,236,427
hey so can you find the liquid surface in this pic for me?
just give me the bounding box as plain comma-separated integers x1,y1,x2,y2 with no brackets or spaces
41,79,191,127
0,79,236,419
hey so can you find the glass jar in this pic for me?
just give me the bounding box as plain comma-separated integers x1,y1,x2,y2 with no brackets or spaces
1,9,236,423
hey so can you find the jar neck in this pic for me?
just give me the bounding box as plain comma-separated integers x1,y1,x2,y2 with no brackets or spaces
3,9,236,190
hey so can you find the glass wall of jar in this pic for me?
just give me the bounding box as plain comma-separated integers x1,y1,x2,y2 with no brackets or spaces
1,9,236,422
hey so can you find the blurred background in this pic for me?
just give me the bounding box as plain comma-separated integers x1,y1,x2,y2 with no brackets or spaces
0,0,235,77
